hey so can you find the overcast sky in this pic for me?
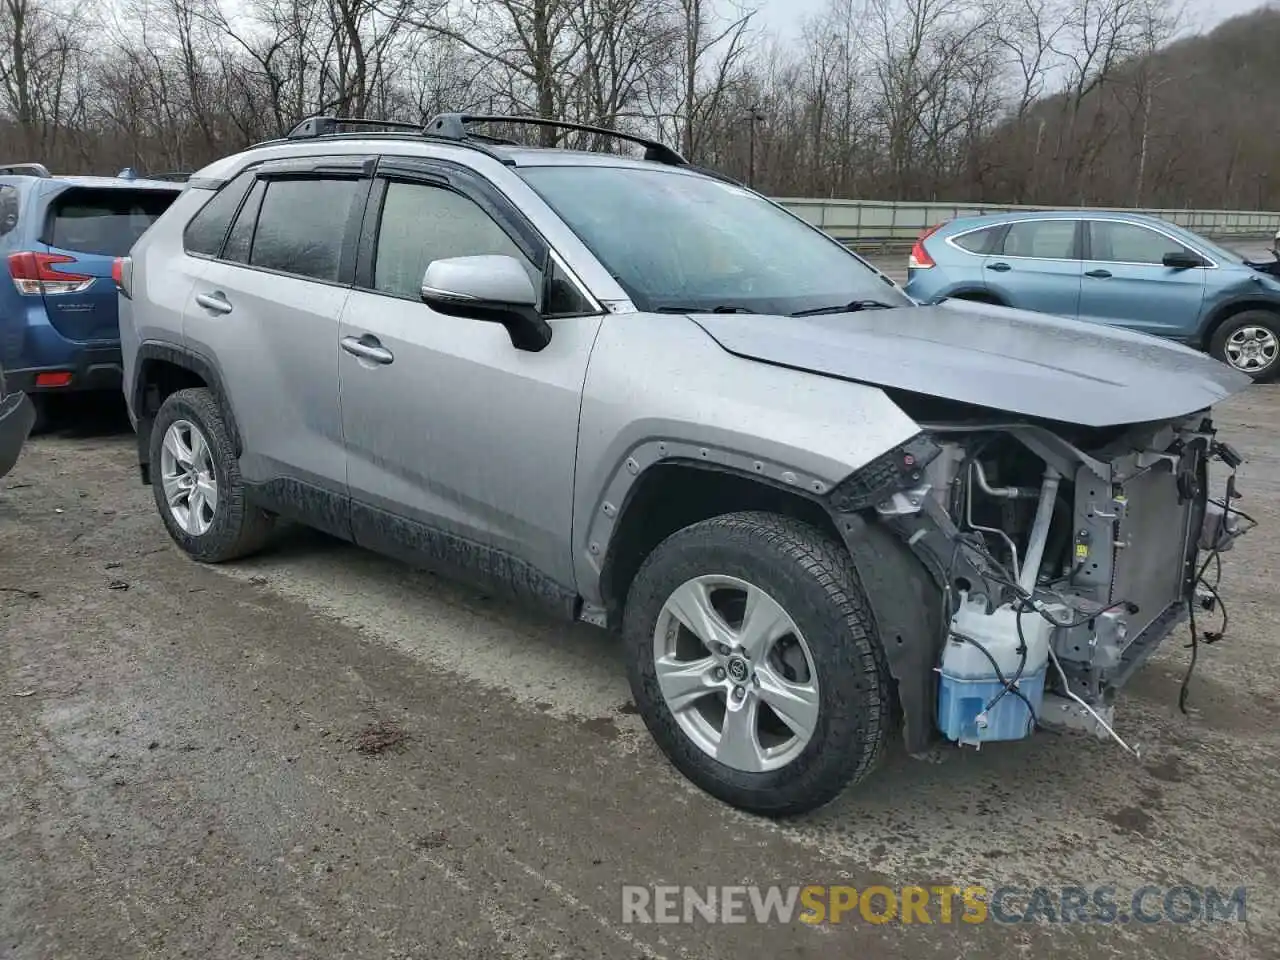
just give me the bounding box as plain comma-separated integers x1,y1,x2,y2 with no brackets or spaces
755,0,1274,42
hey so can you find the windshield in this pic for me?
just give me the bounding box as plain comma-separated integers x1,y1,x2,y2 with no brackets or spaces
518,165,911,315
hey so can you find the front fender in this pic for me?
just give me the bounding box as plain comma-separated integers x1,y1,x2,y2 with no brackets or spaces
572,313,921,604
1196,280,1280,344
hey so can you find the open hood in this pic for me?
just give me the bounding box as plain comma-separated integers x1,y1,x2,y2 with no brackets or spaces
690,300,1251,428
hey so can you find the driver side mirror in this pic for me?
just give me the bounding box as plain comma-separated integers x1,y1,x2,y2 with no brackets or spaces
1162,251,1208,270
421,255,552,352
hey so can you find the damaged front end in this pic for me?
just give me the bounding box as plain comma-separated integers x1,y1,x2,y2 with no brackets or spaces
832,411,1254,755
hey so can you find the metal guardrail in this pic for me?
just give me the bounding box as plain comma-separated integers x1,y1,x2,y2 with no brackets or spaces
776,198,1280,247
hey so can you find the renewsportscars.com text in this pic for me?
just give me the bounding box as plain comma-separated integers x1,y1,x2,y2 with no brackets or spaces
620,884,1248,925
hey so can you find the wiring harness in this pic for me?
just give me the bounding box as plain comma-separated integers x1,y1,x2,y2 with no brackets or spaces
1179,452,1257,714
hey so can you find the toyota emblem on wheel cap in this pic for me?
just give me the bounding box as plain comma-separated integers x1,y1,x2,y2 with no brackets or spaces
726,656,750,683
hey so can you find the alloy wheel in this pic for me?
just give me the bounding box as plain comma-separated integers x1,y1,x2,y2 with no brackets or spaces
159,419,219,536
652,574,820,773
1224,325,1279,374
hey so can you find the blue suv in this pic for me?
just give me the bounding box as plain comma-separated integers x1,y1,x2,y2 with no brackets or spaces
0,163,182,427
904,211,1280,380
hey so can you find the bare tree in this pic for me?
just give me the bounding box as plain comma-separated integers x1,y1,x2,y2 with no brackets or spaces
1,0,1276,212
1,0,84,158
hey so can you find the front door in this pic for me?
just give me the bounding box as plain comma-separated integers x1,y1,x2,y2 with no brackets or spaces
337,162,603,593
1077,220,1208,338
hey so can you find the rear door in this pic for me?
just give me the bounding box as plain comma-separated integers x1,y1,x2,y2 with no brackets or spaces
981,218,1084,318
184,157,371,515
942,223,1003,292
39,185,179,342
1077,219,1208,337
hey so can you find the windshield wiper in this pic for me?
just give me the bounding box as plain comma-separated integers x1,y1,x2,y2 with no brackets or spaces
790,299,897,318
654,305,759,314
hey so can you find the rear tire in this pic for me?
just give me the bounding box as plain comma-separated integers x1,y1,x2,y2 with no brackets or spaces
623,512,892,817
28,395,51,435
149,387,273,562
1209,310,1280,381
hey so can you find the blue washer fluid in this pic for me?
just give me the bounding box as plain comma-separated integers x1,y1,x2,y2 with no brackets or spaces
937,595,1052,746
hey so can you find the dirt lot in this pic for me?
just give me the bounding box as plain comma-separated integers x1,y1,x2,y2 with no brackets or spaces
2,386,1279,959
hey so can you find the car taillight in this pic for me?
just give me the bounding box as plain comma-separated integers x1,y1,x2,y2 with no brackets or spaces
7,252,95,295
113,256,133,299
908,223,946,269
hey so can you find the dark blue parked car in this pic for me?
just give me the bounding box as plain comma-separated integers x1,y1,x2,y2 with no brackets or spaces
0,163,182,428
904,211,1280,380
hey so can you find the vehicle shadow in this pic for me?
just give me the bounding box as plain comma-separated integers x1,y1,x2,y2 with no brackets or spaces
36,392,133,439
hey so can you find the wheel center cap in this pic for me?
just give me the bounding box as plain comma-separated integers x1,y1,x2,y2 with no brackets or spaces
726,656,750,684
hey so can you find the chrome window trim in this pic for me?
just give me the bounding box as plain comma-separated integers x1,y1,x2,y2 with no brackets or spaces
1083,217,1219,270
944,217,1081,263
944,215,1219,269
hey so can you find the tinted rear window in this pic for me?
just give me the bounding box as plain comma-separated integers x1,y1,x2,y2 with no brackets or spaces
48,188,179,257
952,226,1000,254
184,171,255,257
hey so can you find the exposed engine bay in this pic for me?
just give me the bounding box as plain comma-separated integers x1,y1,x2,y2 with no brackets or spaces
841,411,1255,753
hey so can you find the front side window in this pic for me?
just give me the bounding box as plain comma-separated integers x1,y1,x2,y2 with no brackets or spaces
249,178,362,282
48,187,179,257
1089,221,1193,265
999,220,1077,260
518,165,911,316
544,259,594,316
373,180,533,299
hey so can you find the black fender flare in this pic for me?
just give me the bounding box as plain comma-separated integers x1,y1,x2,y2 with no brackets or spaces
132,342,242,481
582,439,841,607
942,288,1006,306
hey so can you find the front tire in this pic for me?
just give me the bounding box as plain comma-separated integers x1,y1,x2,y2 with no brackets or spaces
1209,311,1280,380
623,512,892,817
149,387,273,562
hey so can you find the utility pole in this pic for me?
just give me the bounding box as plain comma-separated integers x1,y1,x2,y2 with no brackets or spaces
744,107,766,188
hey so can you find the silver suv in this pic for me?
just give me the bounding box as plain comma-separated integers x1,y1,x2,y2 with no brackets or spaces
118,114,1254,816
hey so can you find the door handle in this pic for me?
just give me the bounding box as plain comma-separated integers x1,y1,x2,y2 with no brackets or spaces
195,291,233,314
986,262,1011,272
1085,269,1113,279
341,335,394,365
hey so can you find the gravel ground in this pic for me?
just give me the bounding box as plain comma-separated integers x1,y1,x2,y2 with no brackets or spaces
1,386,1277,959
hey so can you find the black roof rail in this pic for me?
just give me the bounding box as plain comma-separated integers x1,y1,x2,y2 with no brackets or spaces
287,116,423,139
0,162,52,178
685,164,745,187
424,114,688,167
254,119,517,166
148,172,192,182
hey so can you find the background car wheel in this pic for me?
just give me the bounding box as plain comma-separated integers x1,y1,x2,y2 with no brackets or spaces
149,387,273,563
1209,311,1280,380
28,395,51,435
623,511,892,817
